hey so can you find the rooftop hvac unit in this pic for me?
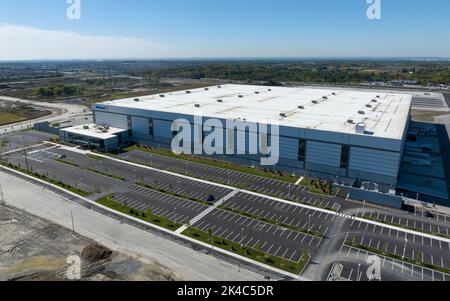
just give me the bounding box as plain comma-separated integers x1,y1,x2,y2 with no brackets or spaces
194,104,201,108
83,125,90,130
322,96,328,100
312,100,319,104
280,113,287,117
347,119,354,124
102,129,108,133
268,89,272,91
298,106,305,109
238,95,244,98
255,91,260,94
217,99,223,103
376,95,381,98
134,98,140,102
366,104,372,108
186,91,191,94
204,88,209,91
159,94,165,98
356,123,366,134
358,110,366,115
332,92,336,95
217,86,222,88
371,99,378,103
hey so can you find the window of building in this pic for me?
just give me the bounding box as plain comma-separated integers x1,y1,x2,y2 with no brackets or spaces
298,139,306,161
340,145,350,169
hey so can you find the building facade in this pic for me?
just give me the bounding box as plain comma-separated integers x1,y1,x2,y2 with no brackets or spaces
91,85,412,192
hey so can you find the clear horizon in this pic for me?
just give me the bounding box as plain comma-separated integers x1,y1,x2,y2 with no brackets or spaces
1,0,450,60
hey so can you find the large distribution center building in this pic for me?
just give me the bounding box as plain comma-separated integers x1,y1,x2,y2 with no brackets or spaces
61,84,412,193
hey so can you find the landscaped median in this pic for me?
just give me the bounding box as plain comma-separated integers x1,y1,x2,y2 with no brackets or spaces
0,160,92,197
183,226,311,275
124,145,299,183
218,205,323,238
54,158,80,167
358,214,450,240
87,168,126,181
96,195,183,231
345,239,450,275
135,182,211,206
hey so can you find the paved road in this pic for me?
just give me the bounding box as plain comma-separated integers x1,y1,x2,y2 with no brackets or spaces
0,95,89,135
0,171,267,281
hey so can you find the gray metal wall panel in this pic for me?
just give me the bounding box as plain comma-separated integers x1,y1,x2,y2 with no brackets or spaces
349,147,400,177
131,116,149,135
94,112,128,129
306,141,341,167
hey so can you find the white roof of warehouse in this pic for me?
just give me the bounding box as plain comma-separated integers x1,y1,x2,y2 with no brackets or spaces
61,124,127,140
100,84,412,140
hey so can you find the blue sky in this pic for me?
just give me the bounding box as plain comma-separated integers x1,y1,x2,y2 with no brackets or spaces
0,0,449,60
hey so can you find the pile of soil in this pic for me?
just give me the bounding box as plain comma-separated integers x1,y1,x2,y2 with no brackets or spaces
81,244,113,263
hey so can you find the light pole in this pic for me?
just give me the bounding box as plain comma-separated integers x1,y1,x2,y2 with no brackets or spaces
71,211,75,235
402,237,408,260
0,184,5,205
240,228,244,248
288,184,291,199
308,215,312,232
357,264,361,281
173,207,177,227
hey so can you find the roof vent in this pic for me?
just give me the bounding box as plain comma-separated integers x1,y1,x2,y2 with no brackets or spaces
268,89,272,91
376,95,381,98
322,96,328,100
194,104,201,108
298,106,305,109
238,95,244,98
255,91,260,94
134,98,140,102
366,104,373,108
204,88,209,91
312,100,319,104
159,94,165,98
358,110,366,115
186,91,191,94
217,86,222,88
332,92,336,95
371,99,378,103
347,119,355,124
280,113,287,117
217,99,223,103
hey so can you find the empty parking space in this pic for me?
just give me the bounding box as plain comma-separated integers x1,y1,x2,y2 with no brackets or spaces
192,207,321,262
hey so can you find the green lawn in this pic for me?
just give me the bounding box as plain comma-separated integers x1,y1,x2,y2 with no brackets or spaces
97,196,182,231
0,161,92,197
87,168,125,181
124,145,299,183
218,205,323,238
0,112,27,126
136,182,211,206
183,227,310,275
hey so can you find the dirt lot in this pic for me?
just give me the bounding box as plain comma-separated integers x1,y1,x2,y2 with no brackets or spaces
0,204,181,281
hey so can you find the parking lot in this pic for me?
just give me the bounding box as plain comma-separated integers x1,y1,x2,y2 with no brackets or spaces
112,184,209,225
192,207,321,262
222,192,334,235
119,150,348,210
339,244,450,281
343,217,450,269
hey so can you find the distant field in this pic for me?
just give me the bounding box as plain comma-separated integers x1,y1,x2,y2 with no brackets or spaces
0,109,51,126
0,112,27,126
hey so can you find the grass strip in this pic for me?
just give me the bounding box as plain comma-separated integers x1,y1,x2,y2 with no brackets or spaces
359,215,450,240
124,145,298,183
97,195,182,231
135,182,211,206
0,161,92,197
87,168,125,181
345,240,450,275
54,159,80,167
218,205,323,238
183,227,310,275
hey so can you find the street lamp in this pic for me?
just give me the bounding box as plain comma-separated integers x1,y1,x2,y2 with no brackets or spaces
240,228,244,248
173,207,177,227
357,264,361,281
308,215,312,232
402,237,408,260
